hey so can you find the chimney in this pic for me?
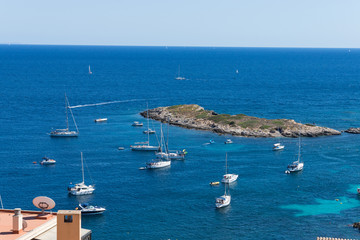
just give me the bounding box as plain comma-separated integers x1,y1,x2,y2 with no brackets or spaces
12,208,23,234
57,210,81,240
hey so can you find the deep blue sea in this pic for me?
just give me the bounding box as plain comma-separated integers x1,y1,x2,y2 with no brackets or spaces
1,45,360,239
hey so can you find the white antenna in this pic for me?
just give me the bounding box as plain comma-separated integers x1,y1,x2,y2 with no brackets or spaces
32,196,55,215
0,195,3,209
81,152,85,184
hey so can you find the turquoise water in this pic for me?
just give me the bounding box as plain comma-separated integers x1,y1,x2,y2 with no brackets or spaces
1,45,360,239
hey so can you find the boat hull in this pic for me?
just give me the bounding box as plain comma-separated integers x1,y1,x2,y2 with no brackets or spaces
131,146,159,151
50,131,78,137
287,162,304,172
146,161,171,169
215,195,231,208
69,189,95,196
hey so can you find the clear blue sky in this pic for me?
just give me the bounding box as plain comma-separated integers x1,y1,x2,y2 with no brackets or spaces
1,0,359,48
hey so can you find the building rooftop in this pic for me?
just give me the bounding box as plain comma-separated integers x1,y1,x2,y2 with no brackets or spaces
0,209,56,240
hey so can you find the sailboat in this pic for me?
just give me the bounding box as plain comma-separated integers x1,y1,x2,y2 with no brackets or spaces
286,130,304,173
221,153,238,183
68,152,95,196
88,65,92,74
50,94,79,137
131,105,160,151
146,124,171,169
216,175,231,208
175,65,186,80
155,121,186,160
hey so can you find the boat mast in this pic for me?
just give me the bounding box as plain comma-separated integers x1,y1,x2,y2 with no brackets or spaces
81,152,85,184
225,153,228,175
298,127,301,162
166,117,169,154
147,103,150,146
0,195,3,209
66,95,79,133
65,93,69,131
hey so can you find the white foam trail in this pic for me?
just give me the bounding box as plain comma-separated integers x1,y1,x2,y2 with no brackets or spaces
69,99,145,109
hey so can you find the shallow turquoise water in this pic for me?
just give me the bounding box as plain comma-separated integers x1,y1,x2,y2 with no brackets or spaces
1,45,360,239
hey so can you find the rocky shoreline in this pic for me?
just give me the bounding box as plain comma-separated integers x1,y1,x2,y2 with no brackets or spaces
141,104,341,138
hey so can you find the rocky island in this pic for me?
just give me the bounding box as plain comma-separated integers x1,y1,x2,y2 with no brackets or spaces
141,104,341,138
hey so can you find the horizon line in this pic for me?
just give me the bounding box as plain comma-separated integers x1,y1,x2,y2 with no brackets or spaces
0,43,358,50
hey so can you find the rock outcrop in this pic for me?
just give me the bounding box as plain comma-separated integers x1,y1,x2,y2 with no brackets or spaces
140,104,341,138
345,128,360,134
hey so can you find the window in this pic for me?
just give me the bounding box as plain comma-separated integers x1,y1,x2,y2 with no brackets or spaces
64,215,73,223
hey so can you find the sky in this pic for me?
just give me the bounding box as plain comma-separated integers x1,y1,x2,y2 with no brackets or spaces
0,0,359,48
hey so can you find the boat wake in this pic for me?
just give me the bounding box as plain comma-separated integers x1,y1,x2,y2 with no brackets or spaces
69,99,147,109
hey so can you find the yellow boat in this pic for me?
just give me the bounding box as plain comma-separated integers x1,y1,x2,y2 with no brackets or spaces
210,181,220,186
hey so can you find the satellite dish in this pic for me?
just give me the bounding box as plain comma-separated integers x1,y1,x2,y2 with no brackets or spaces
32,196,55,214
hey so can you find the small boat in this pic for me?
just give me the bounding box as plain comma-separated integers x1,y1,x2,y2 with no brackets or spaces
146,159,171,169
286,130,304,173
95,118,107,122
76,203,105,215
273,143,285,151
221,153,238,183
40,157,56,165
210,181,220,186
68,152,95,196
88,65,92,75
215,183,231,208
143,129,156,134
132,121,143,127
175,65,186,80
118,147,125,150
50,94,79,137
209,139,215,144
224,139,233,144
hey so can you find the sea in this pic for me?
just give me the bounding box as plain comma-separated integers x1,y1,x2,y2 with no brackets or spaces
1,45,360,239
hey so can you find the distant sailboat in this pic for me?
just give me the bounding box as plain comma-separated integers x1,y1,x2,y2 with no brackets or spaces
50,94,79,137
175,65,186,80
285,129,304,173
68,152,95,195
89,65,92,74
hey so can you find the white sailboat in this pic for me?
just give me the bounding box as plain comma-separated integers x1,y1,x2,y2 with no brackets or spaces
221,153,238,183
68,152,95,196
146,125,171,169
88,65,92,74
50,94,79,137
175,65,186,80
286,130,304,173
216,177,231,208
155,121,187,160
131,105,160,151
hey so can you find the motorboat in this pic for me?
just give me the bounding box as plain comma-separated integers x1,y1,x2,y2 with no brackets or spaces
273,143,285,150
156,149,187,160
221,174,239,183
95,118,107,122
143,129,156,134
76,203,105,215
40,157,56,165
146,159,171,169
132,121,143,127
221,153,238,183
224,139,233,144
215,184,231,208
50,94,79,137
68,152,95,196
